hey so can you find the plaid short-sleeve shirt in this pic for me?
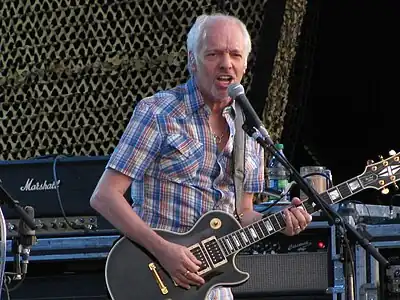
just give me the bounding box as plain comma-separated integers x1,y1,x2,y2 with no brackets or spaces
107,77,265,299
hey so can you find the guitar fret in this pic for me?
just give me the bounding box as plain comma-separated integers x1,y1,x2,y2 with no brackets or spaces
270,215,281,231
263,218,275,233
338,182,352,198
227,235,239,251
223,237,234,253
253,222,264,240
258,220,270,236
302,200,316,214
234,231,246,248
348,177,363,192
248,225,259,240
231,233,242,248
275,212,286,228
321,191,334,204
243,227,255,243
218,238,229,256
326,188,342,203
239,229,250,245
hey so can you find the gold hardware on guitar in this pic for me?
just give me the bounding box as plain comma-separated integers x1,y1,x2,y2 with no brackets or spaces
389,150,397,157
377,154,390,166
374,150,400,194
210,218,222,229
148,262,168,295
390,175,399,190
367,159,375,165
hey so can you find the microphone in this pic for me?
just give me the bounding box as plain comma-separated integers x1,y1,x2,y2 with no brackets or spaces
17,206,37,275
228,83,273,145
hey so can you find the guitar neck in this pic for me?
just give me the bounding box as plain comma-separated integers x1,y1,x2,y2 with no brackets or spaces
218,173,370,256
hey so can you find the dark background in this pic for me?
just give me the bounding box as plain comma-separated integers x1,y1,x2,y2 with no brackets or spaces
283,0,400,205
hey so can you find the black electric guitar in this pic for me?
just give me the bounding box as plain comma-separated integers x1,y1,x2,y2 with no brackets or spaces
105,152,400,300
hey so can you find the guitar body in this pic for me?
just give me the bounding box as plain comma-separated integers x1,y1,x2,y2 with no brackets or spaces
105,211,249,300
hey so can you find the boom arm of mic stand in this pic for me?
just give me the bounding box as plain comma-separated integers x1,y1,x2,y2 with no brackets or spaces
0,181,36,230
242,124,390,268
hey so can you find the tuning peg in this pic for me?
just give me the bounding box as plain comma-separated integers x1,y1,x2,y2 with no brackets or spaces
382,188,390,195
379,155,384,161
389,150,397,156
367,159,375,165
394,183,399,190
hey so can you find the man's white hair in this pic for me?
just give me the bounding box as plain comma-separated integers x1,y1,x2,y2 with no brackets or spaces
186,13,252,74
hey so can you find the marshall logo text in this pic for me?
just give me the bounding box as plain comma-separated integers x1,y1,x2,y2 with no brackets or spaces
20,178,61,192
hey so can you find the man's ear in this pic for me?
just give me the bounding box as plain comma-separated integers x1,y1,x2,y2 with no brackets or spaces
189,52,197,72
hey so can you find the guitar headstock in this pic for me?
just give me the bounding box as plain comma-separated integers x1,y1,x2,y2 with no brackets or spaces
360,150,400,192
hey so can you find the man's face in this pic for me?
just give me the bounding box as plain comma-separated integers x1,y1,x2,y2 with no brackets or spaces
193,19,247,103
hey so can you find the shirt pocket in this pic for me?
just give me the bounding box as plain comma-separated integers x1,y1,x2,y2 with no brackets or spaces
159,134,203,184
245,152,262,174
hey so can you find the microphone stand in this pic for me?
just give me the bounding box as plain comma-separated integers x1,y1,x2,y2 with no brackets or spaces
0,180,36,230
242,124,389,269
0,180,37,294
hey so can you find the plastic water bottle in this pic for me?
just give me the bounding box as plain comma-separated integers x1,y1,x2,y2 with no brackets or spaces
268,144,290,202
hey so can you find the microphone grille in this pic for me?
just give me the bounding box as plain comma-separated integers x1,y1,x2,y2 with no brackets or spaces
228,83,245,99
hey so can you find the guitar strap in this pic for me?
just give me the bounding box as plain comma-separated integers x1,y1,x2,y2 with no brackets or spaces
233,101,245,218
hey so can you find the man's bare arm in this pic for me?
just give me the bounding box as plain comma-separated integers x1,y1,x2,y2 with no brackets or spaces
90,169,165,256
237,192,263,226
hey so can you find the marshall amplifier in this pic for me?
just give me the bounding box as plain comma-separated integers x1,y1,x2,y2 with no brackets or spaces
232,221,333,297
0,155,130,238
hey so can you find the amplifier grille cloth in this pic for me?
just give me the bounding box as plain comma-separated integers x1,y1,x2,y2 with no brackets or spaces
233,252,329,294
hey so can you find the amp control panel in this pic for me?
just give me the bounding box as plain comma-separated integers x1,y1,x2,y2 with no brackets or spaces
5,216,99,237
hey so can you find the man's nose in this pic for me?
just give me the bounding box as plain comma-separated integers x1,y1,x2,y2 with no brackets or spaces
219,53,233,70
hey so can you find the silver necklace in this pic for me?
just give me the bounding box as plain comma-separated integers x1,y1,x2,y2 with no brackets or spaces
212,132,224,144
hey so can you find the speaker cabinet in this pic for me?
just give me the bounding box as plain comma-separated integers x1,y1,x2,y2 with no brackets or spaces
232,252,330,296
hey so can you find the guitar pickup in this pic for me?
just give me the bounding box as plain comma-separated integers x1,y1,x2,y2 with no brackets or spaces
201,236,227,268
188,243,211,275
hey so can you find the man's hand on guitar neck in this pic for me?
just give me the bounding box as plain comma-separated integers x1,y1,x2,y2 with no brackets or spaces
153,240,205,290
282,197,312,236
239,197,312,235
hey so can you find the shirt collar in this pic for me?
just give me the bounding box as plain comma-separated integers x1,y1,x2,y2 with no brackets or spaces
184,77,207,115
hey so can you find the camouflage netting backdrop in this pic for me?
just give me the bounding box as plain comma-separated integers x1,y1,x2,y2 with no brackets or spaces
0,0,306,161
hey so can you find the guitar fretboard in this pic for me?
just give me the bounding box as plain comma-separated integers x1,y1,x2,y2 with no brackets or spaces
217,173,369,256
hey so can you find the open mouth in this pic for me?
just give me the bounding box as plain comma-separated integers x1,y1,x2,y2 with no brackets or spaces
216,75,234,85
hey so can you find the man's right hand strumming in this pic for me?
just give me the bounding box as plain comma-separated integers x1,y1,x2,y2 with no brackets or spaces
154,240,205,289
